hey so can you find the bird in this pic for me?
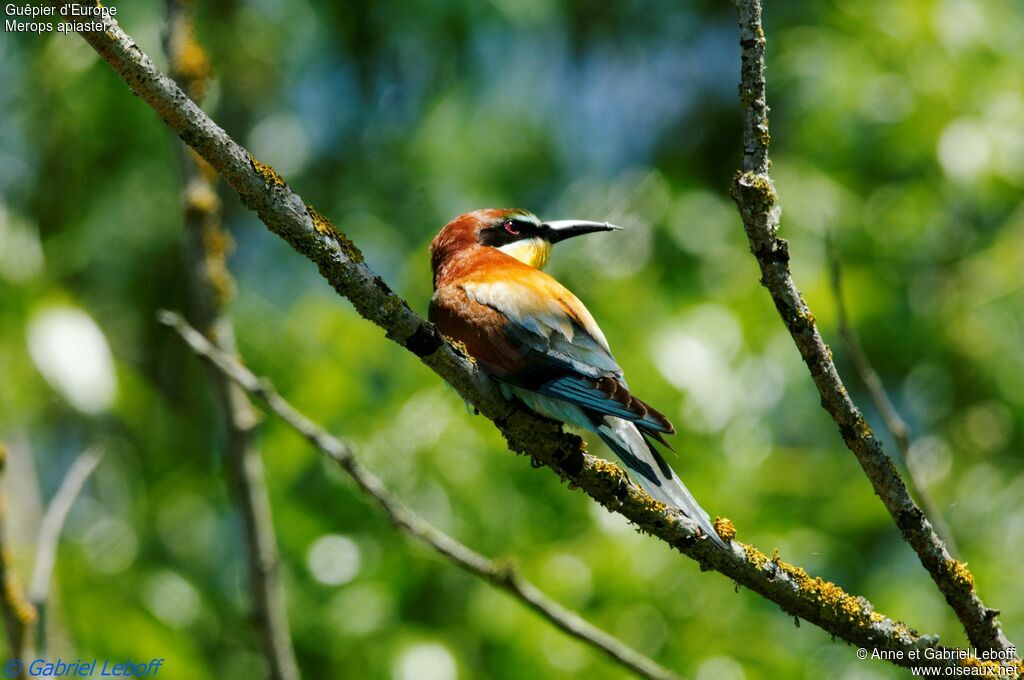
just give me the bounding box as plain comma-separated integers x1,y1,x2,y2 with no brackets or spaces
429,208,727,549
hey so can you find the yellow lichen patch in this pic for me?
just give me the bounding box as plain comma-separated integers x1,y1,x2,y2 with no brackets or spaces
306,205,364,263
853,416,872,439
173,37,211,101
869,611,885,623
890,621,919,641
0,474,38,627
203,225,235,308
249,155,286,188
714,517,736,542
184,181,220,220
816,578,862,619
591,457,626,482
946,559,976,592
741,542,769,570
448,339,476,364
588,459,668,512
1,565,37,627
771,553,871,623
733,171,777,210
202,225,232,261
750,174,775,199
635,490,667,514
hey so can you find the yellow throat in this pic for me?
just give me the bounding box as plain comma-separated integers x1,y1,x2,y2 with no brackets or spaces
498,237,551,269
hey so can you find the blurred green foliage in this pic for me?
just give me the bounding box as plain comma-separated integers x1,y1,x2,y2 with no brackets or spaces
1,0,1022,678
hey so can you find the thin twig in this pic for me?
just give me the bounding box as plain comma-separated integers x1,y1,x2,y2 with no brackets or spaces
826,236,959,555
0,444,37,676
162,2,300,678
159,310,681,680
28,447,103,653
51,4,983,668
729,0,1013,657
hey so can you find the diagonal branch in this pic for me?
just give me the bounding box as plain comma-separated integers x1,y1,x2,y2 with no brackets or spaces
28,446,103,654
53,2,978,668
826,237,958,555
729,0,1014,656
159,310,681,680
162,1,300,677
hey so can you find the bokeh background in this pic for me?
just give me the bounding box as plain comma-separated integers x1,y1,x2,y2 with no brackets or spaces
2,0,1023,678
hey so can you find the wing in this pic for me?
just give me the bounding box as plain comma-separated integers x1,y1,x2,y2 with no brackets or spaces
458,272,675,437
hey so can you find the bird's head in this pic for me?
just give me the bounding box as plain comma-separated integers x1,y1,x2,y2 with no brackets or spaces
430,209,622,276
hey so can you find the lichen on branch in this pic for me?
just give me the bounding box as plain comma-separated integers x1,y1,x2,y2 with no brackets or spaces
729,0,1015,661
49,0,1010,669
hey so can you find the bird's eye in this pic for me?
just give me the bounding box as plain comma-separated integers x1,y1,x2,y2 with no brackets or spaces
503,220,520,236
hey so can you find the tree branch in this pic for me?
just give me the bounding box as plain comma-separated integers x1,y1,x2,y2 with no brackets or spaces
159,310,681,680
28,447,102,654
162,2,300,678
729,0,1015,657
53,3,983,669
826,237,959,555
0,444,37,676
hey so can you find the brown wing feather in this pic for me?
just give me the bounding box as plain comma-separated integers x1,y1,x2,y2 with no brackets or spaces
430,283,529,376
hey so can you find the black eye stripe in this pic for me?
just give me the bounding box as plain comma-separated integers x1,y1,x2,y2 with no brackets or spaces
478,218,534,247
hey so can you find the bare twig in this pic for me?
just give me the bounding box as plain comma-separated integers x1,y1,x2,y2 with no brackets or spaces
826,236,959,555
160,310,681,680
0,444,37,675
51,4,984,668
729,0,1014,657
28,447,103,653
162,2,299,678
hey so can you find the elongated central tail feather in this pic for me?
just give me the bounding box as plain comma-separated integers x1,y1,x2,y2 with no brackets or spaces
499,385,727,549
596,418,728,549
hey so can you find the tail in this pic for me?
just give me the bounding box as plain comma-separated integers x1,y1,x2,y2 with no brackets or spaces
596,417,728,549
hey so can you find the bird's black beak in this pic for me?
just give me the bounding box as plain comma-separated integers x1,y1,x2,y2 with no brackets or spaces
540,220,624,243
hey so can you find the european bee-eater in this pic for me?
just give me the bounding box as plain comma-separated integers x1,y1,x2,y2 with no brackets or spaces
429,209,726,548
